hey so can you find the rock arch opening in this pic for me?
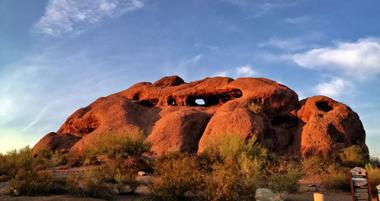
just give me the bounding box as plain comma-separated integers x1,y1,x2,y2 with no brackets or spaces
138,99,159,107
195,99,206,106
316,101,333,112
185,88,243,107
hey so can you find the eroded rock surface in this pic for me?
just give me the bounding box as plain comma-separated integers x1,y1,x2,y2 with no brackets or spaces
33,76,368,158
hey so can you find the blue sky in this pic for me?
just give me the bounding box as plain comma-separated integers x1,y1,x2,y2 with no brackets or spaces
0,0,380,157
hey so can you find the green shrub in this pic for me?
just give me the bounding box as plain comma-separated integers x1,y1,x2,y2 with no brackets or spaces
203,161,244,201
0,146,34,177
205,134,268,164
66,156,139,199
321,171,350,192
150,153,205,201
149,135,299,201
85,131,151,160
203,155,265,201
9,168,66,195
266,162,302,193
64,152,85,167
338,145,367,167
369,157,380,167
366,164,380,195
66,170,114,199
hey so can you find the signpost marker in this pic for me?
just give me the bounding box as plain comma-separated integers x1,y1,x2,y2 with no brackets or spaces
350,167,372,201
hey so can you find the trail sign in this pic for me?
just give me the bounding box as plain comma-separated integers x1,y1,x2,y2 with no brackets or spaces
350,167,372,201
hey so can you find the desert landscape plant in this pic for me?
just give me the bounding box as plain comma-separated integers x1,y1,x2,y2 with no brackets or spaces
366,164,380,195
84,130,151,160
338,145,367,167
149,153,205,201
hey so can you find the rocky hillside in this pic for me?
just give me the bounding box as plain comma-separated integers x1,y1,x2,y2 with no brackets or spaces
33,76,368,158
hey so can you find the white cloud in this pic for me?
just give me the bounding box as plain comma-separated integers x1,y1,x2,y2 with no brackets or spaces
213,65,258,78
314,77,352,98
236,65,257,77
293,37,380,80
35,0,144,36
213,71,229,77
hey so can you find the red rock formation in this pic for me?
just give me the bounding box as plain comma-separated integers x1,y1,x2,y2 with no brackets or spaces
33,76,368,158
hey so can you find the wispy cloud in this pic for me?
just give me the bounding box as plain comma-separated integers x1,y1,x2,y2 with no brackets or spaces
258,32,322,53
251,2,295,18
194,43,220,51
163,54,204,80
22,104,52,131
285,16,311,24
293,37,380,80
314,77,353,98
222,0,296,18
258,37,310,52
34,0,144,36
213,65,258,77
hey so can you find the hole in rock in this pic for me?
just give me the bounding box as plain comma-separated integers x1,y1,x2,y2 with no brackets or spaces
138,99,158,107
195,99,205,105
167,98,177,106
185,88,243,107
316,101,333,112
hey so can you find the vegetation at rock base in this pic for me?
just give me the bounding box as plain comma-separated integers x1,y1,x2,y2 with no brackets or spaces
84,130,151,160
148,136,301,201
0,133,379,199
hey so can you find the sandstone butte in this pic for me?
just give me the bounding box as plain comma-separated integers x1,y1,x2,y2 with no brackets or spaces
33,76,369,158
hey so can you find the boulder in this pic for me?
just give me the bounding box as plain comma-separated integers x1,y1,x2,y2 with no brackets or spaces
33,76,368,158
296,96,367,157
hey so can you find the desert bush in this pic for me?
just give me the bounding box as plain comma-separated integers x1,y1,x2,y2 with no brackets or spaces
366,164,380,195
63,152,85,167
0,146,34,177
150,153,205,201
301,156,329,177
85,131,151,160
205,134,268,164
66,156,139,199
369,157,380,167
149,135,299,201
338,145,367,167
66,169,115,199
321,170,350,192
266,162,302,193
203,161,244,201
203,154,265,201
9,168,66,195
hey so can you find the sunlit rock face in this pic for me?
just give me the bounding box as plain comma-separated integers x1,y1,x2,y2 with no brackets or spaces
33,75,368,158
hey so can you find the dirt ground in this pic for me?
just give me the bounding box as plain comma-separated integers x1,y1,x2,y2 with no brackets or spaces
0,193,378,201
0,195,148,201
